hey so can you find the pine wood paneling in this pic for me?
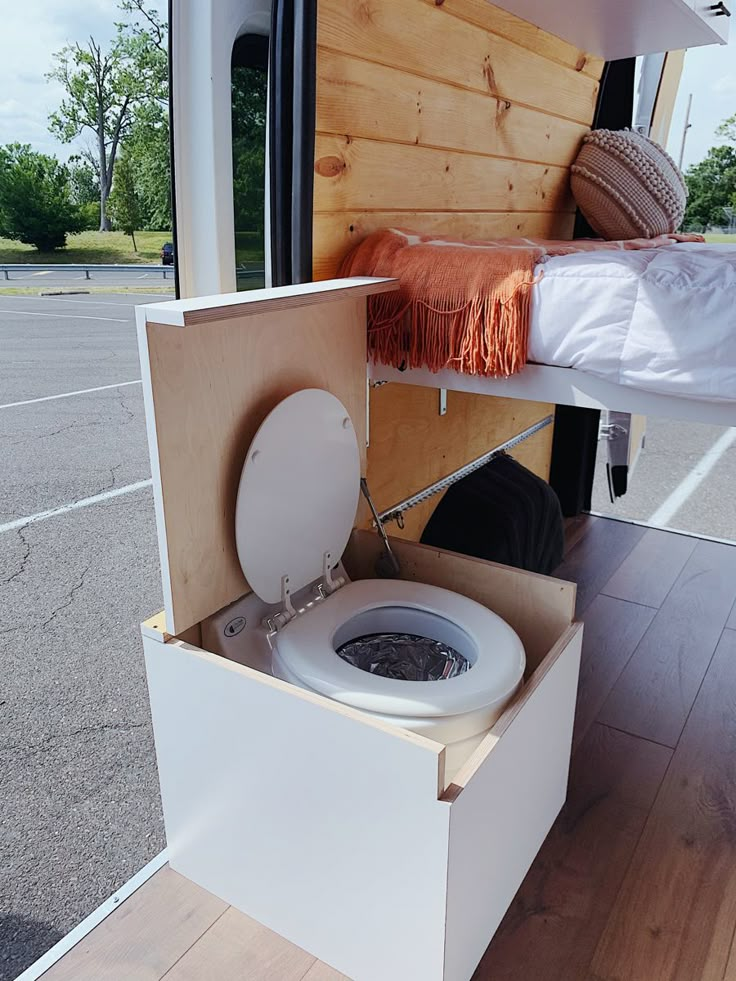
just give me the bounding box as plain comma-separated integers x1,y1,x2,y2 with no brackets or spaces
314,0,604,536
316,49,590,166
590,628,736,981
314,210,575,280
421,0,605,79
314,134,575,214
317,0,599,123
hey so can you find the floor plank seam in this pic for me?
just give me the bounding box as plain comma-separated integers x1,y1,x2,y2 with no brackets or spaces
594,721,677,752
597,590,660,612
157,904,231,981
665,622,732,756
584,733,676,976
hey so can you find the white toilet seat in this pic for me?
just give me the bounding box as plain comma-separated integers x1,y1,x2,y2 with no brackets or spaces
273,578,525,719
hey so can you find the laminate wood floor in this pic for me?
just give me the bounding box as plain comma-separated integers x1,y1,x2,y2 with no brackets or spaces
40,517,736,981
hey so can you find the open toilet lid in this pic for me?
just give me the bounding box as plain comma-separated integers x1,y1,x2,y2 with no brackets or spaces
235,389,361,604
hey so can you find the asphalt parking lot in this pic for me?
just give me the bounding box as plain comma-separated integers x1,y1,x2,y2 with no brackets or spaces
0,290,734,979
0,292,166,981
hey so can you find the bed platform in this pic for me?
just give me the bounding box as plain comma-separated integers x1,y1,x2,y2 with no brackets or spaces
35,517,736,981
371,361,736,427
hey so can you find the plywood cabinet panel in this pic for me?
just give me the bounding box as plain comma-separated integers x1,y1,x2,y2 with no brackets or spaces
317,0,599,124
365,384,555,542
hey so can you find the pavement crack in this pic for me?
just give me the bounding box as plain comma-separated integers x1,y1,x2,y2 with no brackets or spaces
3,525,31,585
116,390,136,423
39,563,91,631
1,720,149,757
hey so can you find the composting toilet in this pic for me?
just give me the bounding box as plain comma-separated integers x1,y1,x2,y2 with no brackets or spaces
234,388,526,781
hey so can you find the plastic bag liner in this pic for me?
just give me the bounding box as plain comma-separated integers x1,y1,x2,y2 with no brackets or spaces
336,633,470,681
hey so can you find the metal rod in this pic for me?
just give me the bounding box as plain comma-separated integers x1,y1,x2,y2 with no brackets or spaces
377,414,554,525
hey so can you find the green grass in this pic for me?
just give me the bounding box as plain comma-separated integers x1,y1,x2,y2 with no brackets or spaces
704,233,736,244
0,230,173,265
0,285,176,296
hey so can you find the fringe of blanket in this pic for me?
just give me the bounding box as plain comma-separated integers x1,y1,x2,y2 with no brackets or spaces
364,261,541,377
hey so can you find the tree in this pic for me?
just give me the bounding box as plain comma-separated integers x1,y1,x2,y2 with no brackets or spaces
108,153,141,250
0,144,83,251
232,66,268,244
683,144,736,230
48,38,138,231
47,2,168,232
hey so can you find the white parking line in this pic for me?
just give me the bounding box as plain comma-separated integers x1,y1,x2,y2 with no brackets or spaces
0,379,142,410
0,307,128,323
648,427,736,527
0,480,153,535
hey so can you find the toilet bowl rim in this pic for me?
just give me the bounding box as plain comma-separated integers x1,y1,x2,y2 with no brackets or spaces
272,578,526,717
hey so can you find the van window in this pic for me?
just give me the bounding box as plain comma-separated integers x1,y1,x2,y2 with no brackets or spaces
231,34,268,290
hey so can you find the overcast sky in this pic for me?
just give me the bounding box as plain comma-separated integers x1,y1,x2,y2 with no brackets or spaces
0,0,166,163
0,2,733,171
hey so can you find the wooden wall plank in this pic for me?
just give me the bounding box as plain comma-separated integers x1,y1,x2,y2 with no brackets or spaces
314,211,575,280
314,134,575,214
41,867,226,981
317,0,599,124
590,629,736,981
365,384,555,542
316,48,589,167
598,540,736,747
314,0,603,537
422,0,604,79
474,723,671,981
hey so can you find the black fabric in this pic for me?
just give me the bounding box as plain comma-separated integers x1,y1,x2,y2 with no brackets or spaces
420,454,564,575
549,404,600,517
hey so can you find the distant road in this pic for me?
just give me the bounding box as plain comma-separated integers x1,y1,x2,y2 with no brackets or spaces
1,267,173,289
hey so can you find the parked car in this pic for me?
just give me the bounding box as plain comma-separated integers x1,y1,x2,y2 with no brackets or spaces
161,242,175,265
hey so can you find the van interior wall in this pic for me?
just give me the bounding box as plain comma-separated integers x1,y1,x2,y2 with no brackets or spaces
312,0,604,540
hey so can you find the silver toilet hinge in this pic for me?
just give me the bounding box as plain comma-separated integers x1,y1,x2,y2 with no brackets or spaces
321,551,345,596
262,561,345,636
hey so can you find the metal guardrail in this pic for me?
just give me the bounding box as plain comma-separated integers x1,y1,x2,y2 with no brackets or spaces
1,262,174,281
1,263,266,283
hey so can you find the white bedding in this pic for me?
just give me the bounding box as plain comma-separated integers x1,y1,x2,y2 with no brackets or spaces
528,243,736,403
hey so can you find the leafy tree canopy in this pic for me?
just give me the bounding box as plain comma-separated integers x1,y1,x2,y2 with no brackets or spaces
0,143,83,251
108,152,142,250
683,144,736,230
47,0,168,231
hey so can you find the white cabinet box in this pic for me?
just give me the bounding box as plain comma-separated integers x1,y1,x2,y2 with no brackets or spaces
491,0,730,58
136,280,583,981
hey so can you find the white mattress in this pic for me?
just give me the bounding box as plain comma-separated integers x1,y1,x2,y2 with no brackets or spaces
528,243,736,403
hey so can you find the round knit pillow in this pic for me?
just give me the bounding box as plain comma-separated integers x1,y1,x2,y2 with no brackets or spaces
570,129,687,240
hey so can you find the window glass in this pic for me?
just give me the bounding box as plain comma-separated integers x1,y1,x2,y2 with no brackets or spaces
231,35,268,290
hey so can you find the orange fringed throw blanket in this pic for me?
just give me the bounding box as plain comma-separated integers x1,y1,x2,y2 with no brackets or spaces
338,228,705,377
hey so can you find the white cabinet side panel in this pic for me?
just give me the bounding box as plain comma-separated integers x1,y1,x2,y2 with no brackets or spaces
443,627,583,981
144,639,450,981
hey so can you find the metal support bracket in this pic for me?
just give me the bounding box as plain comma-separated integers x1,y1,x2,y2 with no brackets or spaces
439,388,447,416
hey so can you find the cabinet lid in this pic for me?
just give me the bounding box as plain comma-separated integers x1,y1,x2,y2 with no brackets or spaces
137,277,398,635
235,389,361,605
